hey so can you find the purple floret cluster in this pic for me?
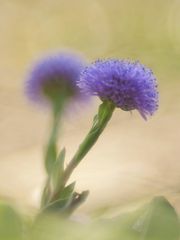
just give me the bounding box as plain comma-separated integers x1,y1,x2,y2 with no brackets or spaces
25,52,84,106
25,52,158,119
78,59,158,119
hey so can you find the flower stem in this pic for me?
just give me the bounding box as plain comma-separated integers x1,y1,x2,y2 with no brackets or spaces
42,99,66,207
57,101,115,194
44,95,66,175
45,110,60,175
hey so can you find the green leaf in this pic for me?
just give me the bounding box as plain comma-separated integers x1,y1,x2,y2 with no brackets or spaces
65,190,89,216
111,196,180,240
43,199,70,213
41,178,52,208
134,196,180,240
0,202,23,240
51,148,66,190
43,182,76,213
60,181,75,200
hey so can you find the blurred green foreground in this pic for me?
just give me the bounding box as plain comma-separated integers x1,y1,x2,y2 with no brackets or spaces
0,196,179,240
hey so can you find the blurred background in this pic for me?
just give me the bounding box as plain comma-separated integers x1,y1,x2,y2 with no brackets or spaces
0,0,180,216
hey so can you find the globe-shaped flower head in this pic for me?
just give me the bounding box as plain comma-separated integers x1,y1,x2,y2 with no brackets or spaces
25,52,85,111
78,59,158,119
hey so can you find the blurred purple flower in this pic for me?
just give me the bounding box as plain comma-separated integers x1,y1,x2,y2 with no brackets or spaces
78,59,158,119
25,52,85,107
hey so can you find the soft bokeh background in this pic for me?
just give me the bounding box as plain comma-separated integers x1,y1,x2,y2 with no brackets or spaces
0,0,180,215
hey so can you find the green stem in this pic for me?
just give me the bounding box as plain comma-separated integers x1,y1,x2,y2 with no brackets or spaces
45,103,63,175
58,101,115,193
42,101,65,207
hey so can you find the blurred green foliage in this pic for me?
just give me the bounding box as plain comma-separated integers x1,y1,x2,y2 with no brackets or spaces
0,197,179,240
111,196,180,240
0,202,23,240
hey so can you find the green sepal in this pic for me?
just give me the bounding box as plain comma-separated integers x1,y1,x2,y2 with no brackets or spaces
51,148,66,191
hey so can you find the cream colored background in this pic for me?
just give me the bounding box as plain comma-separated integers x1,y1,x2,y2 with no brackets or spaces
0,0,180,214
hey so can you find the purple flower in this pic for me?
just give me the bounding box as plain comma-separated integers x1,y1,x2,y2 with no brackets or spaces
25,52,85,107
78,59,158,119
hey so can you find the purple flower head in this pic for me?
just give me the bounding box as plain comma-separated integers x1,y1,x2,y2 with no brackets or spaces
78,59,159,119
25,52,86,108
